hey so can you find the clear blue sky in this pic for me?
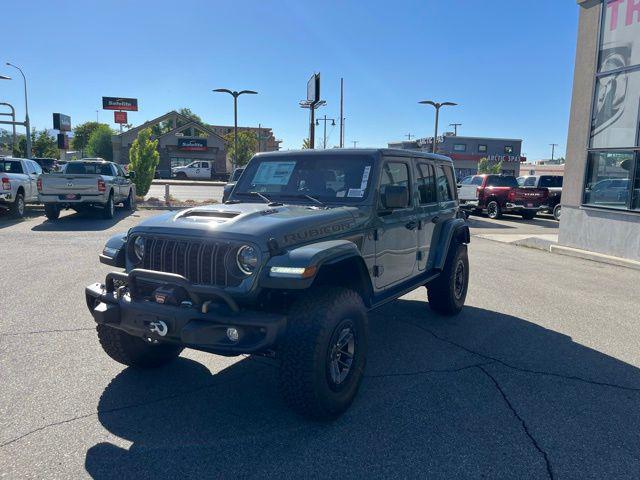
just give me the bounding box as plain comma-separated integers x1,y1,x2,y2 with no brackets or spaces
2,0,578,160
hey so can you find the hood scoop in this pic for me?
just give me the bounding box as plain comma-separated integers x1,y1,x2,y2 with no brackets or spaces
178,209,241,220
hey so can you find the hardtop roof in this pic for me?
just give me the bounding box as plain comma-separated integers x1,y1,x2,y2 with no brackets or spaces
254,148,453,163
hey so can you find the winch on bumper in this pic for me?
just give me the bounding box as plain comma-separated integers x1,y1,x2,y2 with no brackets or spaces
85,268,286,356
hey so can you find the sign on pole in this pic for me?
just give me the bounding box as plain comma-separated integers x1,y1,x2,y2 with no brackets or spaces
57,133,69,149
102,97,138,111
114,111,128,124
306,73,320,105
52,113,71,132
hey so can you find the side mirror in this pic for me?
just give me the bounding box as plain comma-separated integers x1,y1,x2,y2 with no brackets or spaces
382,185,409,210
127,171,136,179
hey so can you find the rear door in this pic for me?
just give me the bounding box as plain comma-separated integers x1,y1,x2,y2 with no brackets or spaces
23,160,37,200
28,161,43,201
374,159,418,289
200,161,212,179
435,164,457,219
114,164,128,200
415,161,439,271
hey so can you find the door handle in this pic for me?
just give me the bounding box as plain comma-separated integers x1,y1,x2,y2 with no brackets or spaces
405,221,417,230
432,216,440,224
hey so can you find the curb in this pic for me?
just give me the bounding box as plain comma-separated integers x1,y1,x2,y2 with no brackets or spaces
549,244,640,271
151,180,226,187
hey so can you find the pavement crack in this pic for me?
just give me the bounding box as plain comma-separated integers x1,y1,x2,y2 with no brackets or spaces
393,317,640,393
365,361,495,378
0,327,95,337
478,365,554,480
0,368,260,449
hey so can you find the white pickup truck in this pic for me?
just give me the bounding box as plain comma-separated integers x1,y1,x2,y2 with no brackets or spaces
38,159,136,220
0,157,43,218
171,161,213,179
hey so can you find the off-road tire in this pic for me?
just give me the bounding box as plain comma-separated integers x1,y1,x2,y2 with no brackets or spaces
102,193,115,219
123,188,135,211
427,242,469,315
486,200,502,219
279,287,368,420
553,204,561,221
96,324,183,368
9,192,25,219
521,210,536,220
44,203,60,220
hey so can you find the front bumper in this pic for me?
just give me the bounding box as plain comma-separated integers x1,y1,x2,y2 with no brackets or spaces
85,269,286,356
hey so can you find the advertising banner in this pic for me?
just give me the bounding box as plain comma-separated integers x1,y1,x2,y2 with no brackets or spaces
52,113,71,132
102,97,138,111
114,111,128,124
177,138,207,151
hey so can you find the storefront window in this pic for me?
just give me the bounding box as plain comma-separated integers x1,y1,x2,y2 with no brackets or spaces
583,0,640,211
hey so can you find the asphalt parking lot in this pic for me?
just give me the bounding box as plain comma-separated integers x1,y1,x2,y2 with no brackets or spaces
1,208,639,479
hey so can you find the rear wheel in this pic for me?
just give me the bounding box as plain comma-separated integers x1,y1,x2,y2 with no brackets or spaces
44,203,60,220
97,324,183,368
486,200,502,219
521,210,536,220
279,287,368,420
9,192,25,219
102,193,115,219
427,242,469,315
553,204,561,221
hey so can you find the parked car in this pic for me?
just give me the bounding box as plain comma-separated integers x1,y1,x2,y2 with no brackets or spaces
32,157,59,173
88,149,470,420
0,157,42,218
37,159,136,220
221,167,245,202
171,161,214,179
458,174,548,219
518,175,563,220
584,178,630,207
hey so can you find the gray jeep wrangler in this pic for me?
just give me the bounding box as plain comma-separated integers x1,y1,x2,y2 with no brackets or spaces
86,149,469,420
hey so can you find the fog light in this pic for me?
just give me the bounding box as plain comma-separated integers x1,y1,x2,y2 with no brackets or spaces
226,327,239,342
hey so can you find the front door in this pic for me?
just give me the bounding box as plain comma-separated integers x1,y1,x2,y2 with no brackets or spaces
374,160,418,289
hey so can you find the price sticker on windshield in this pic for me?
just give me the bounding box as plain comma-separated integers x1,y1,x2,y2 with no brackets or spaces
359,166,371,191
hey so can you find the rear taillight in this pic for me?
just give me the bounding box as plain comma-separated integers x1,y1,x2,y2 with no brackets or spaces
37,178,42,192
508,189,516,202
1,177,10,191
98,179,106,192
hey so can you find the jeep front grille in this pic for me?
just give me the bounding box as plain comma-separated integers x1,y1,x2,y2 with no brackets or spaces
139,237,244,288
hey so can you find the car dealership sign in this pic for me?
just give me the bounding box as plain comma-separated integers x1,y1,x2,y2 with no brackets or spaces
178,138,207,151
52,113,71,132
102,97,138,111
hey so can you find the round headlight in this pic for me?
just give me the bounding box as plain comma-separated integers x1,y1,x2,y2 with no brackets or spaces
133,236,145,261
236,245,258,275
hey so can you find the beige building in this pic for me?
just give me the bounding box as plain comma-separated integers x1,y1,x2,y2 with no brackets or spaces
559,0,640,261
208,125,281,153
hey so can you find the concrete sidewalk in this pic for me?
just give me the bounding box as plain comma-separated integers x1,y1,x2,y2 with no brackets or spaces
151,179,226,187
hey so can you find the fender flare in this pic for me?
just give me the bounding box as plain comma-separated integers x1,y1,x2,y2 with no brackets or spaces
429,218,470,271
99,231,127,267
262,239,364,290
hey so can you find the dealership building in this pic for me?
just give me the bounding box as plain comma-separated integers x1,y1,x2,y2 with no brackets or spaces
388,134,524,179
559,0,640,262
111,111,280,178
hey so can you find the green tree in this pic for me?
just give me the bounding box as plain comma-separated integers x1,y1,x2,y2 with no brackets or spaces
128,128,159,196
32,130,59,158
477,157,502,174
72,122,105,153
224,130,257,167
177,108,202,123
302,138,311,149
86,125,114,161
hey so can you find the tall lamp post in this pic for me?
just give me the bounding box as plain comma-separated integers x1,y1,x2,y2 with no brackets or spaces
419,100,457,153
6,63,31,158
315,115,336,149
213,88,257,169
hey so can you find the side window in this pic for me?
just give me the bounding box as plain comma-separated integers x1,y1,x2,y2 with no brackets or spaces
435,165,454,202
416,163,437,204
25,161,36,174
460,176,473,185
379,161,410,208
115,164,125,176
201,161,209,169
471,176,484,186
32,162,42,175
524,177,537,187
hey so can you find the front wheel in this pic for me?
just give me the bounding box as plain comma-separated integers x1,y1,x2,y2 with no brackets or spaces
553,204,561,221
486,200,502,219
9,192,25,218
44,203,60,220
123,188,136,211
97,324,183,368
279,287,368,420
102,193,115,219
427,242,469,315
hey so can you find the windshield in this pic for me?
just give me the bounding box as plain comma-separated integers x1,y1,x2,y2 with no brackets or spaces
65,162,113,175
0,160,23,174
233,155,374,203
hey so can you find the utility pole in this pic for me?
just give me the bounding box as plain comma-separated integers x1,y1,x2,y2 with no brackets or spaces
6,63,31,157
339,78,344,148
550,143,558,162
257,123,261,153
316,115,336,149
419,100,457,153
96,110,99,122
352,140,359,148
449,123,462,136
405,133,414,140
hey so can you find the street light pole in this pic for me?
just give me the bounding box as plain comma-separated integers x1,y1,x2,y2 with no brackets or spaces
6,63,31,158
213,88,258,170
419,100,457,153
316,115,336,149
549,143,558,162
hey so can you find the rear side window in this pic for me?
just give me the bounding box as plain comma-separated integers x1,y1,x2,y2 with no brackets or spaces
435,165,454,202
471,176,483,186
486,176,518,188
0,161,23,173
416,163,437,204
523,177,537,187
539,176,563,188
65,163,114,175
32,162,43,175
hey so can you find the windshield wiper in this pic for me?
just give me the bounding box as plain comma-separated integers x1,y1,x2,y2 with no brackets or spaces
235,191,282,206
280,193,327,208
